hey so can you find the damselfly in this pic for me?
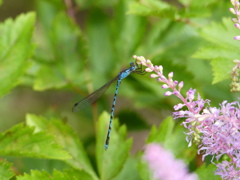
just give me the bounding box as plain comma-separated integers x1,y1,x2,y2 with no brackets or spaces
72,62,145,149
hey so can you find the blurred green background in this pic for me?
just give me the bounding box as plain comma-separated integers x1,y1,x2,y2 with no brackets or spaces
0,0,238,177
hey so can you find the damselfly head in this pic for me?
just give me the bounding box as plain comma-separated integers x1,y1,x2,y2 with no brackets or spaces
130,62,135,67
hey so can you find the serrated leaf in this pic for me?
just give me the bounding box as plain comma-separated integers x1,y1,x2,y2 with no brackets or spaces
17,169,79,180
26,114,98,180
193,18,240,84
33,65,67,90
34,9,87,90
0,160,14,180
96,112,132,180
211,58,234,84
64,169,96,180
178,0,215,18
199,18,240,49
128,0,176,18
0,123,70,159
146,116,174,143
0,12,35,97
193,45,239,60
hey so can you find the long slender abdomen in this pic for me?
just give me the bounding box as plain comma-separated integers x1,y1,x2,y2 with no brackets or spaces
104,78,121,150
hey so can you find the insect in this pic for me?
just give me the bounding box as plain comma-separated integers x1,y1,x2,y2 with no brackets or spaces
72,62,145,149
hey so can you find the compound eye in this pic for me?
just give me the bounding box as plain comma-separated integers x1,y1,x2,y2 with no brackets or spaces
130,62,134,67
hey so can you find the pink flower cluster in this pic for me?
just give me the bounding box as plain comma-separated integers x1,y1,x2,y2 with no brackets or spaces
134,55,240,179
230,0,240,40
144,143,198,180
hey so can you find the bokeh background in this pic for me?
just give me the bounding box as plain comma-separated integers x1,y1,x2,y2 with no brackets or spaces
0,0,238,177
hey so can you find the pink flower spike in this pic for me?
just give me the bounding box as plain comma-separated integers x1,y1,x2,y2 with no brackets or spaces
150,74,158,78
165,91,173,96
233,59,240,63
162,84,169,89
158,65,163,73
186,88,196,101
178,81,184,89
234,23,240,29
174,80,178,86
173,91,180,96
232,18,238,22
174,103,185,110
168,72,174,79
158,77,166,82
143,143,198,180
146,60,153,67
231,0,236,6
234,0,240,8
146,68,153,72
230,8,236,14
234,36,240,40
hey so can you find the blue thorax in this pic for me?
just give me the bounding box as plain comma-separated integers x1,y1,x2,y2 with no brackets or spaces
118,62,136,79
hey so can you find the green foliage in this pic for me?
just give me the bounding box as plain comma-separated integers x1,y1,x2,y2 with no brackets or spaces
128,0,214,18
96,112,132,180
0,12,35,97
17,169,79,180
193,18,240,83
196,164,221,180
147,117,197,161
26,114,98,179
0,160,14,180
34,2,87,90
0,0,237,179
128,0,177,18
0,122,70,159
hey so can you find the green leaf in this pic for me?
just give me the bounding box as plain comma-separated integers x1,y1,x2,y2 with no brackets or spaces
34,9,87,90
0,160,14,180
193,45,239,60
128,0,212,19
128,0,177,18
178,0,215,18
146,116,174,143
112,0,147,61
199,18,240,49
114,157,141,180
33,64,68,90
26,114,98,180
137,155,151,180
210,58,234,83
193,46,235,83
16,169,79,180
0,123,70,159
96,112,132,180
196,164,220,180
36,0,65,31
0,12,35,97
193,18,239,83
86,9,114,76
